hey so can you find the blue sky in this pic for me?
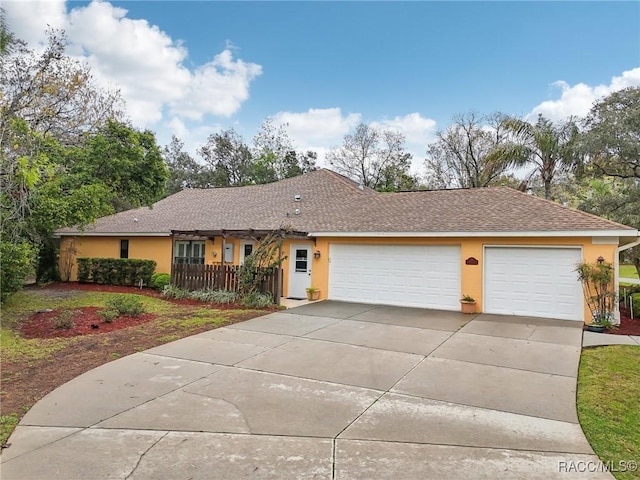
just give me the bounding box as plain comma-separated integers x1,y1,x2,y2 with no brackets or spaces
5,1,640,170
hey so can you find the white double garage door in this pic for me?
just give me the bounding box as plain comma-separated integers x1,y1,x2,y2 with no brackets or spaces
328,244,583,321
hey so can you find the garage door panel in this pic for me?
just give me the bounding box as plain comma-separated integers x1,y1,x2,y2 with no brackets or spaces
484,247,582,321
329,244,461,310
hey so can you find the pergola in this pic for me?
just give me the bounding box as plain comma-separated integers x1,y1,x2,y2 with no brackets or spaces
169,228,314,305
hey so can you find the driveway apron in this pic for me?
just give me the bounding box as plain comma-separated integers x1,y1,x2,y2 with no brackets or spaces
1,302,611,479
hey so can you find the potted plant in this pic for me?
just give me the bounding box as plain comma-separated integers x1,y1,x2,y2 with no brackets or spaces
460,294,477,314
306,287,320,301
576,260,616,332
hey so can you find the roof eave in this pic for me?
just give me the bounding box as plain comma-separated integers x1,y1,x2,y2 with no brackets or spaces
309,230,639,238
54,232,171,238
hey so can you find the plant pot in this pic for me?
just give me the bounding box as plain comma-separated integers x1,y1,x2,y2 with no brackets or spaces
306,290,320,301
460,301,476,314
586,324,606,333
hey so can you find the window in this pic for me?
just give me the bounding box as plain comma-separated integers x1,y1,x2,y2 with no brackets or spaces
120,239,129,259
174,240,205,264
240,242,254,265
295,248,308,272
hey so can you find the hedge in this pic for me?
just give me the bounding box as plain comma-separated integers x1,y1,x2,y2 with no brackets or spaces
633,293,640,319
77,258,156,286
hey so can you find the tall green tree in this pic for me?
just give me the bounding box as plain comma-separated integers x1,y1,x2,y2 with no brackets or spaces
0,24,166,293
489,115,580,200
198,128,254,187
327,123,417,191
581,87,640,179
162,136,207,195
580,87,640,277
424,112,513,189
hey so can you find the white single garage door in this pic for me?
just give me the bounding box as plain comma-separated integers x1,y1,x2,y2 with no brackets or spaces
484,247,583,321
328,244,461,310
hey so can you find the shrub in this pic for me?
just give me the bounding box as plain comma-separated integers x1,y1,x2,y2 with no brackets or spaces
99,309,119,323
162,284,190,299
151,273,171,290
0,241,36,303
190,289,239,304
633,293,640,319
240,292,274,308
105,295,144,317
54,311,75,330
76,258,156,286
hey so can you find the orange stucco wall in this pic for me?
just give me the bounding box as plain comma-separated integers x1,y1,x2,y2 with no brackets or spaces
59,236,173,281
311,236,618,322
60,234,618,322
59,235,313,298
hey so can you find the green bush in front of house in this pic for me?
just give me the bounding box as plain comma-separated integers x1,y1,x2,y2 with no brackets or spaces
105,295,145,317
150,273,171,290
632,293,640,319
77,258,156,286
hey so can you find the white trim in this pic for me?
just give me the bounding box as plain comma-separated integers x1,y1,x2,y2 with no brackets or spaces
592,237,619,245
54,232,170,237
310,230,637,238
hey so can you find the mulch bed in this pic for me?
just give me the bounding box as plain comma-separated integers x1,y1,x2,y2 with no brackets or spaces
614,306,640,336
20,307,157,339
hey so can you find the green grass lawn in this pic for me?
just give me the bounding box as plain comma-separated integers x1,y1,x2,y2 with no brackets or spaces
620,264,639,279
578,346,640,480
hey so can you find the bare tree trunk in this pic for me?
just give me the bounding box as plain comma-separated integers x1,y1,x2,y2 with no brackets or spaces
544,178,552,200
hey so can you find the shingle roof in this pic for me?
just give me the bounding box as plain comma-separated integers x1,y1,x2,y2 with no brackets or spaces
57,169,635,236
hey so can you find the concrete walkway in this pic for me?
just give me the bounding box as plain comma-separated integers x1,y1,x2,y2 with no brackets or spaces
2,302,612,479
583,331,640,347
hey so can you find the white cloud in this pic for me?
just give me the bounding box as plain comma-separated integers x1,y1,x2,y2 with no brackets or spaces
370,112,437,145
528,67,640,122
271,109,435,171
272,108,361,145
3,0,66,46
4,0,262,128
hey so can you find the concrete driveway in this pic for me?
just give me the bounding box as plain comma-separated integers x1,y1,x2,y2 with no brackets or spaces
1,302,611,479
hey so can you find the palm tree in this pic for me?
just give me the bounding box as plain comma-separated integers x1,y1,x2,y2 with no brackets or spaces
490,115,580,200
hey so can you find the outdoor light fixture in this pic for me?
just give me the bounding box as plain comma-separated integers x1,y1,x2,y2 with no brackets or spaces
597,256,605,264
212,251,218,258
314,250,321,259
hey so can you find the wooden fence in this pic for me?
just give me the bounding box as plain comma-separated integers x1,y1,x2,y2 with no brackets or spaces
172,263,281,297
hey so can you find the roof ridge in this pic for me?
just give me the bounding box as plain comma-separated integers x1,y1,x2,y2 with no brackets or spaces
505,188,635,230
319,168,378,194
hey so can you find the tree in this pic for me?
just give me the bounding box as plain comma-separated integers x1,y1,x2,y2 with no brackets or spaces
0,24,168,294
0,29,123,147
251,118,293,182
70,120,168,210
424,112,513,189
198,128,254,187
327,123,416,191
581,87,640,179
162,136,207,195
489,115,580,200
249,119,318,183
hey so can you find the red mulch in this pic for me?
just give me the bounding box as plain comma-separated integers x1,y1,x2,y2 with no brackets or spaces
614,306,640,336
20,307,157,339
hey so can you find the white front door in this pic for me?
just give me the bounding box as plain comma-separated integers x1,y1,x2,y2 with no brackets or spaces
288,245,312,298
